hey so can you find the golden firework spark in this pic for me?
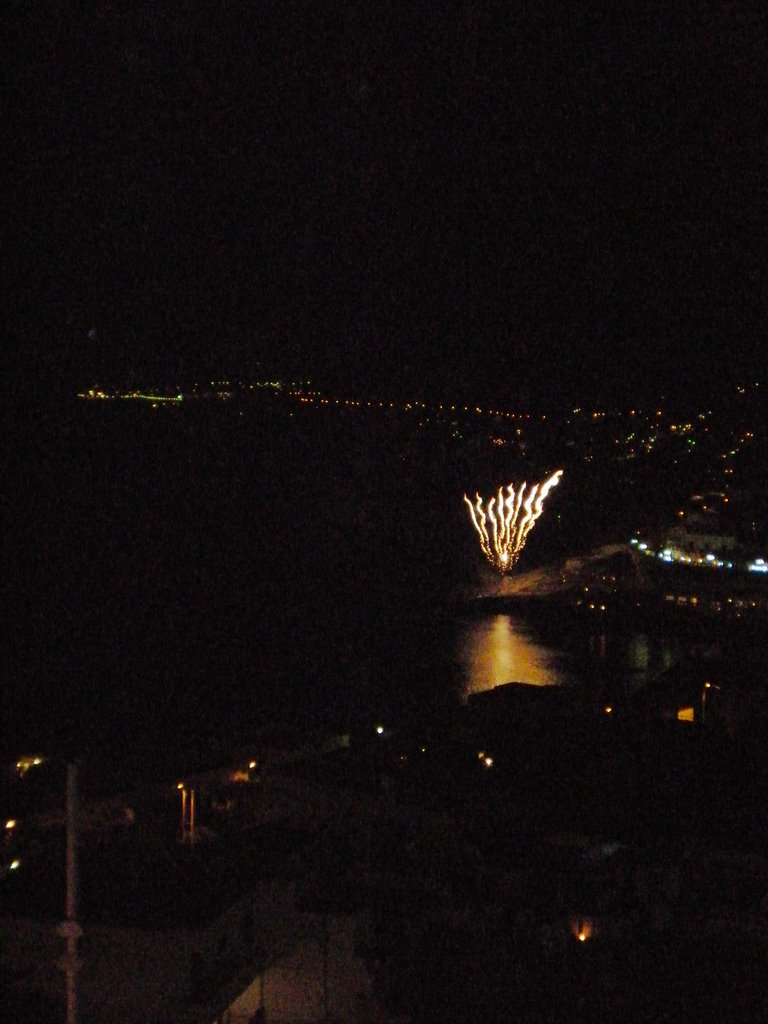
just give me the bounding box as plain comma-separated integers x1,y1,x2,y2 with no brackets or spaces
464,470,563,574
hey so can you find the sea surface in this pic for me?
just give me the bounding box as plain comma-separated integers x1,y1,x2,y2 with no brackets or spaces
3,396,755,779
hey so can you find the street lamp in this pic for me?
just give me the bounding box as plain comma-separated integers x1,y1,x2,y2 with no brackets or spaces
701,681,719,724
177,783,196,844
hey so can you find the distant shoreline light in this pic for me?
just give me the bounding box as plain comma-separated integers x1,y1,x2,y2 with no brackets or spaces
630,538,767,574
78,389,183,403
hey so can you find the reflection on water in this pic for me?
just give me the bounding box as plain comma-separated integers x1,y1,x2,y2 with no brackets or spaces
620,633,679,694
456,614,569,698
627,634,650,673
455,612,687,701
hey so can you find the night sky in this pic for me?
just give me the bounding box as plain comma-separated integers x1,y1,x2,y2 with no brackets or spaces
9,2,767,403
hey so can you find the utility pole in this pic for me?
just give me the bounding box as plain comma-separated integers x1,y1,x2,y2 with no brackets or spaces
57,763,82,1024
322,911,329,1022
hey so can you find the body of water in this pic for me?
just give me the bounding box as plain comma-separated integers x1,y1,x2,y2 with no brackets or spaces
454,612,684,699
3,400,750,776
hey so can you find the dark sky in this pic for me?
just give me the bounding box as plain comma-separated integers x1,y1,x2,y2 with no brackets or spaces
9,2,767,403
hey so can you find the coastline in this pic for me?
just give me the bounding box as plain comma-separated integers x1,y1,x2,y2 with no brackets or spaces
460,540,768,628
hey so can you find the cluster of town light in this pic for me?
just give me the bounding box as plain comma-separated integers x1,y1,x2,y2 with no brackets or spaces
631,538,767,574
464,471,563,575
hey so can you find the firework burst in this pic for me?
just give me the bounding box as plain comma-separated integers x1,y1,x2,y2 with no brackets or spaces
464,470,563,574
